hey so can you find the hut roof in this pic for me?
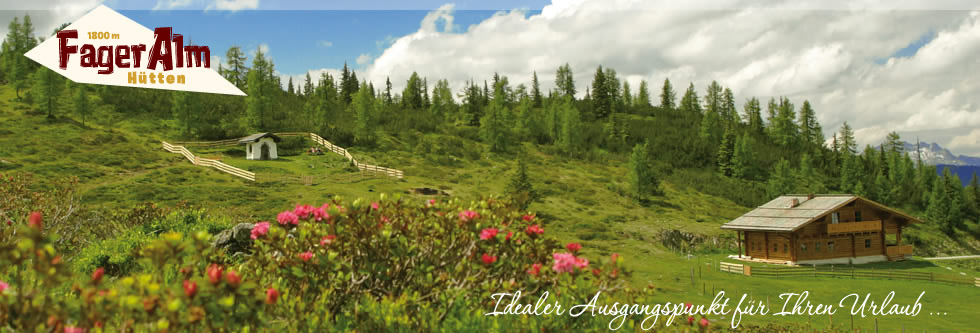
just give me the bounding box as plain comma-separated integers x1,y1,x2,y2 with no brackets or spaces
238,133,282,144
720,194,921,232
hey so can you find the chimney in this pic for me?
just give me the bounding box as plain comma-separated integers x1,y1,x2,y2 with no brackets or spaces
789,198,800,208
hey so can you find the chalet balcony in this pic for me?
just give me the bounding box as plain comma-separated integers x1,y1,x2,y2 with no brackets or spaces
826,220,882,234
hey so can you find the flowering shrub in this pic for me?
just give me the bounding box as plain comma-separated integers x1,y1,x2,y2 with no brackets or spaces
0,195,732,331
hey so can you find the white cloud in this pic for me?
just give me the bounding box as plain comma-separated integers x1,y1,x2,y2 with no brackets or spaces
153,0,194,10
949,129,980,154
318,40,333,48
356,53,372,65
351,1,980,156
257,43,269,54
207,0,259,11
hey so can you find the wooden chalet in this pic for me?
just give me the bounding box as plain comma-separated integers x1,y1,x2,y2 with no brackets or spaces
721,194,920,265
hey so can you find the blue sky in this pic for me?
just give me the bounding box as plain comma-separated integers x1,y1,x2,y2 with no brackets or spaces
120,9,538,75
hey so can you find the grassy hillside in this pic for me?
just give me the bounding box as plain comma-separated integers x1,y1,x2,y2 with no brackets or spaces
2,84,979,331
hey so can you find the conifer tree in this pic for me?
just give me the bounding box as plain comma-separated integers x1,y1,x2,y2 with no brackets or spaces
508,153,538,210
246,48,275,131
222,46,248,89
555,63,575,98
838,121,857,155
287,77,295,95
767,159,795,198
621,81,632,109
384,76,393,106
352,82,377,145
635,80,651,108
731,134,754,179
531,71,543,107
716,129,735,176
885,131,903,153
557,97,581,155
722,87,738,126
744,97,764,135
660,78,676,109
629,141,659,199
34,67,62,118
172,91,197,136
797,100,822,146
73,86,90,125
679,83,701,114
303,72,314,96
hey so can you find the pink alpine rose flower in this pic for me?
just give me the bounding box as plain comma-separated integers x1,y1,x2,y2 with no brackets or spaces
566,242,582,253
312,207,329,221
293,204,314,219
699,318,709,327
505,231,514,241
479,228,499,240
481,253,497,265
64,326,84,333
458,210,479,222
320,235,337,246
371,202,380,210
525,224,544,236
0,281,8,293
277,211,299,225
527,263,542,276
91,267,105,284
298,251,314,262
427,199,436,206
250,222,270,239
522,214,535,222
266,288,279,304
552,253,578,273
28,211,43,230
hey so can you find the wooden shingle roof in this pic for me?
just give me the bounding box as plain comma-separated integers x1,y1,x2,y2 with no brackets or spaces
721,195,921,232
238,132,281,144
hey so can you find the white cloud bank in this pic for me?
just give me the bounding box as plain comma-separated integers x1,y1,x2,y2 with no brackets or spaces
348,1,980,155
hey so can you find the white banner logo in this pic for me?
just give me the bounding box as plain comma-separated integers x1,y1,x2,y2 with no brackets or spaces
25,5,245,96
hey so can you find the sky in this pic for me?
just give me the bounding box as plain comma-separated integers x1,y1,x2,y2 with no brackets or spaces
2,0,980,156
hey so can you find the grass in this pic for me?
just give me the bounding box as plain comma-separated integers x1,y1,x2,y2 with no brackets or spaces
1,83,978,331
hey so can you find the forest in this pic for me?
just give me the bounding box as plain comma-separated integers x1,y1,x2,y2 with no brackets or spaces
1,13,979,331
3,14,978,241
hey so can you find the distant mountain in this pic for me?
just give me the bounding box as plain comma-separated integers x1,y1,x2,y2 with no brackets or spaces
936,165,980,187
902,141,980,166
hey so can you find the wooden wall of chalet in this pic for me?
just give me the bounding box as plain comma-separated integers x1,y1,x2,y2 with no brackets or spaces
742,200,909,261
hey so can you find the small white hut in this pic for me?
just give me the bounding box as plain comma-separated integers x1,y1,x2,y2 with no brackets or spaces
239,133,281,160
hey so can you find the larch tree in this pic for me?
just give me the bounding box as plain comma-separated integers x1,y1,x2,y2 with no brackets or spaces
660,78,676,110
555,63,576,99
838,121,857,155
531,71,543,107
222,46,248,89
744,97,764,135
635,80,651,108
629,141,659,199
73,85,90,125
679,83,701,114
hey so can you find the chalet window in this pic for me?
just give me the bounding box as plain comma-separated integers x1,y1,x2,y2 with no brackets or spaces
855,211,863,222
828,241,835,252
865,239,871,248
831,212,840,224
773,243,778,253
783,243,788,253
815,242,821,252
801,242,807,252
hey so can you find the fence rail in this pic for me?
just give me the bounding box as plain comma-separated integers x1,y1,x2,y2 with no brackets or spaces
307,133,404,179
162,133,403,181
162,142,256,181
719,262,976,287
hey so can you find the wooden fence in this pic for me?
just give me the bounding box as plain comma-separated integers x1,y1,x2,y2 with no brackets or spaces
162,132,403,181
719,262,976,287
162,142,256,181
308,133,404,179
